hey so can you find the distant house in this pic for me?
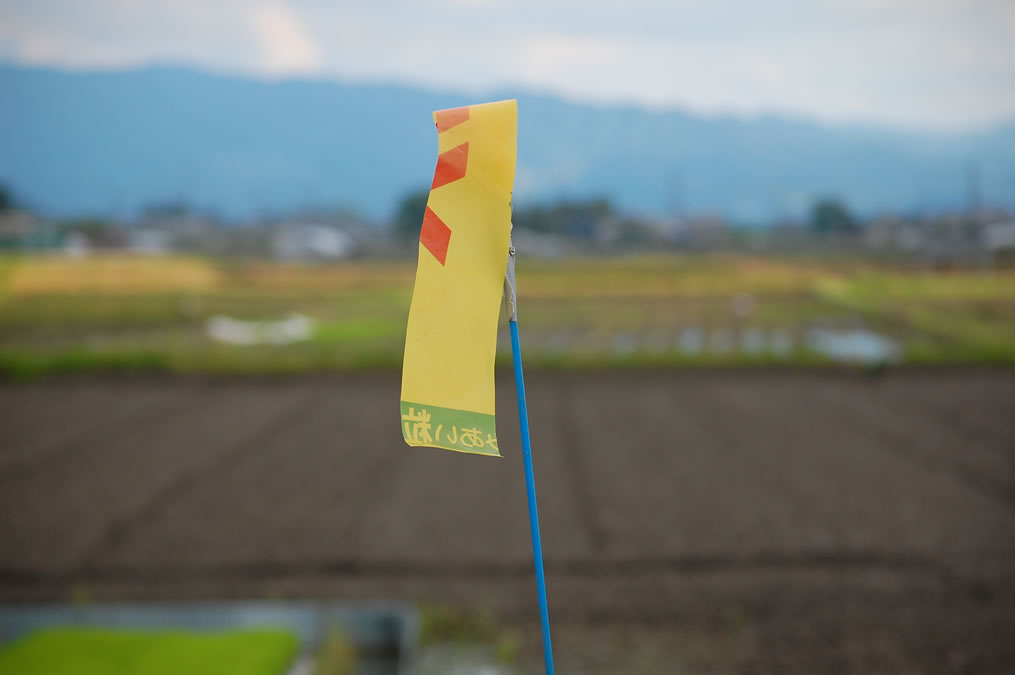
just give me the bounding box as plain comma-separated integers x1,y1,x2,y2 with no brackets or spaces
0,211,33,248
137,205,228,255
671,215,730,249
63,231,90,258
127,228,172,255
271,223,355,261
0,210,54,249
983,221,1015,266
983,221,1015,250
865,217,926,253
60,220,128,254
512,229,568,258
863,212,1015,267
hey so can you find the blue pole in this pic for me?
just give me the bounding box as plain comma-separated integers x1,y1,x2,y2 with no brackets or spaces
509,318,555,675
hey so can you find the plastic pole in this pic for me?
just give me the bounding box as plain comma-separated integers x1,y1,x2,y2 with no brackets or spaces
509,318,555,674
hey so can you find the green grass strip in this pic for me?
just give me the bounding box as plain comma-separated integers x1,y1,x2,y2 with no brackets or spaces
0,628,299,675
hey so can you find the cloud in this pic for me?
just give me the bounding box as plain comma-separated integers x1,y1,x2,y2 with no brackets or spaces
251,3,321,75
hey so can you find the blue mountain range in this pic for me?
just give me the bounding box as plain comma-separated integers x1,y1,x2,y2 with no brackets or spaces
1,63,1013,224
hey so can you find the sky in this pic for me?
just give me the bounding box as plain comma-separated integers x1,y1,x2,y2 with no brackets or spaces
1,0,1014,132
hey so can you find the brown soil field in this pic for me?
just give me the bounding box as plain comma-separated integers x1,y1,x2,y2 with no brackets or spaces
1,370,1013,674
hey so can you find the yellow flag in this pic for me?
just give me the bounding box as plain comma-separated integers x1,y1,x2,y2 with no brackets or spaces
400,99,517,456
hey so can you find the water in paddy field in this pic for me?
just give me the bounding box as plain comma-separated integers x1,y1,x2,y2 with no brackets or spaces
543,331,573,354
612,332,638,356
505,324,899,365
769,330,794,356
678,327,704,355
205,313,315,345
740,327,766,355
805,328,901,364
643,330,669,355
710,328,735,354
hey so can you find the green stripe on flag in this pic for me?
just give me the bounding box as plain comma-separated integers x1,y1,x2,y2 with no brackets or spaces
400,400,500,456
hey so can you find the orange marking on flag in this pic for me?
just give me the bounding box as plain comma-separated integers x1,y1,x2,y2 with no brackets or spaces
435,106,469,132
431,141,469,190
420,207,452,265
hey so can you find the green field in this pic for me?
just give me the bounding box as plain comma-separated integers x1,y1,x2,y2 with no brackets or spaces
0,253,1013,377
0,628,298,675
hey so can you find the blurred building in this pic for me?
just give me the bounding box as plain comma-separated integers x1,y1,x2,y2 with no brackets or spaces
137,206,228,255
983,221,1015,266
0,210,57,250
670,215,731,250
511,229,569,258
127,228,173,255
270,223,355,261
864,210,1012,267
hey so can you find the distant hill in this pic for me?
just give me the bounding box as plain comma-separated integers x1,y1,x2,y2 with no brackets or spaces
1,63,1013,223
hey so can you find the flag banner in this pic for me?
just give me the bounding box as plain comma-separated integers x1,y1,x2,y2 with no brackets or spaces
400,99,518,456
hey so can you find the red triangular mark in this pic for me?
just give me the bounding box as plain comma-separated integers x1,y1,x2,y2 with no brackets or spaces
434,106,469,133
431,142,468,190
420,207,451,265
